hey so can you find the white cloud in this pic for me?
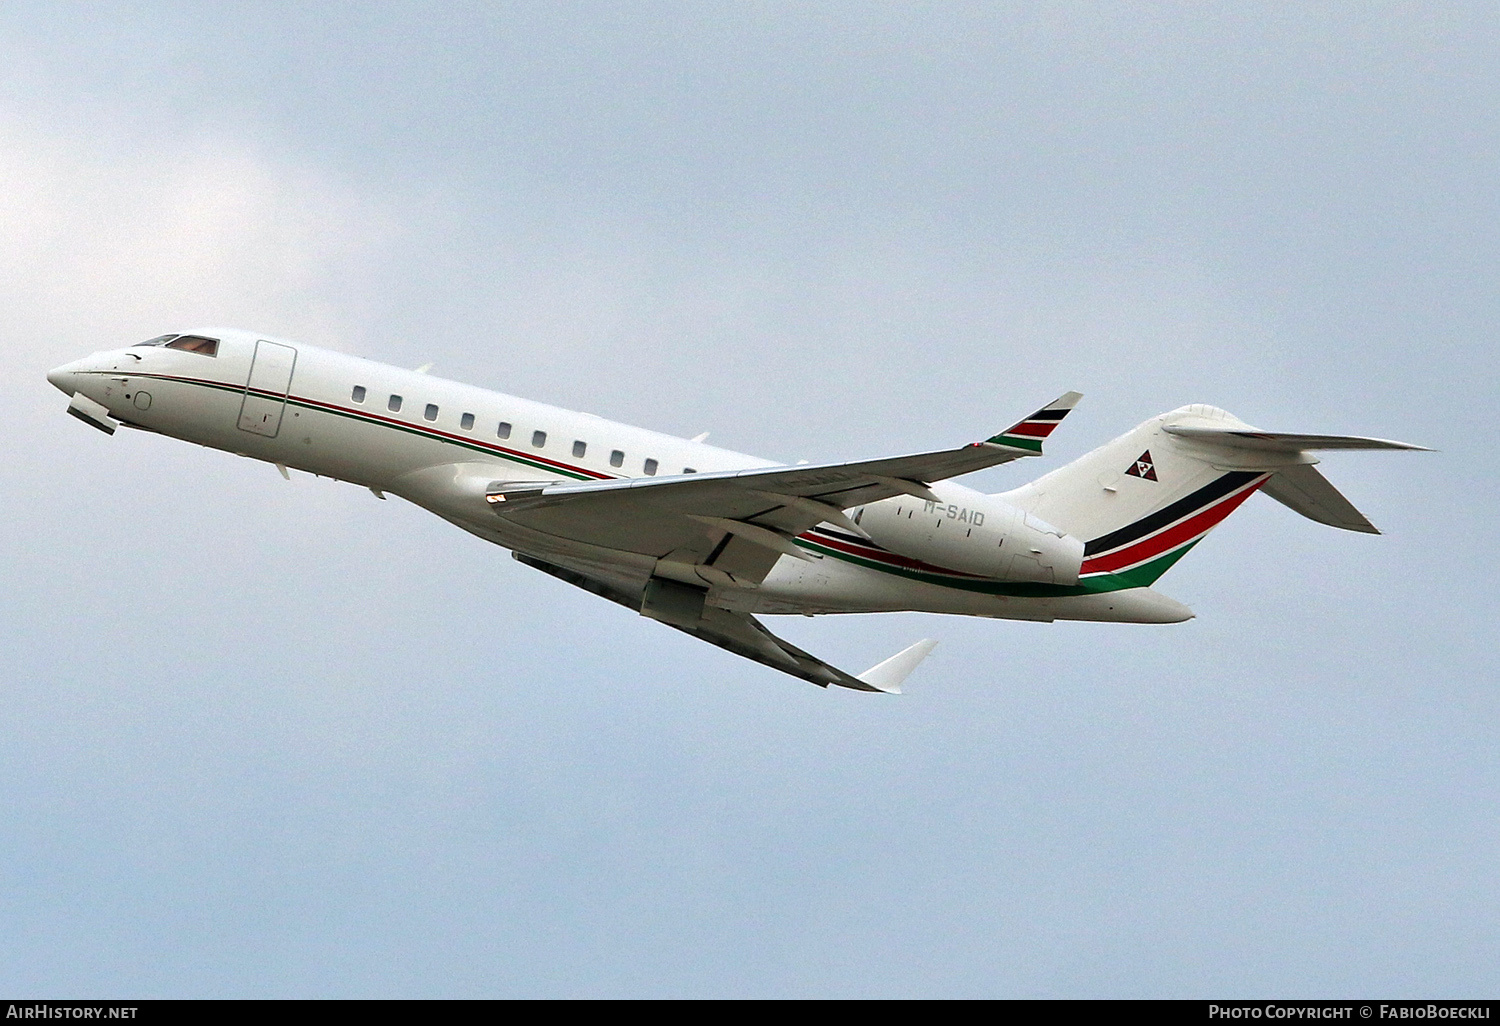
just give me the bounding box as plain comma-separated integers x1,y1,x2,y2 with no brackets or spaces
0,110,395,383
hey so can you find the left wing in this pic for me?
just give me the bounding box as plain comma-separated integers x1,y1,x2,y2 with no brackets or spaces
517,553,936,692
490,392,1082,587
495,394,1076,690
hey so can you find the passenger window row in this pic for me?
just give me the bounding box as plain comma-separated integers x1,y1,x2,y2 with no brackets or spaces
348,384,696,477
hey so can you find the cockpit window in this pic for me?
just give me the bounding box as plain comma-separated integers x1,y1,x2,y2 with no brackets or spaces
134,334,179,347
164,335,219,356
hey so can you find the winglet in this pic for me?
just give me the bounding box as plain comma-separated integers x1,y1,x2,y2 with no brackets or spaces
856,638,938,695
987,391,1084,453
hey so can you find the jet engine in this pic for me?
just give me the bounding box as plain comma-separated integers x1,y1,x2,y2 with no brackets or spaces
854,487,1084,585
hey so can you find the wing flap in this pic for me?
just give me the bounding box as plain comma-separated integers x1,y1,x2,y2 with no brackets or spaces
512,551,649,610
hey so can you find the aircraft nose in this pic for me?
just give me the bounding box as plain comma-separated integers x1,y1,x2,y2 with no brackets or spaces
47,359,85,395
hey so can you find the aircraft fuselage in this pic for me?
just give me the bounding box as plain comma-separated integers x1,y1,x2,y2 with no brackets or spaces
47,328,1192,627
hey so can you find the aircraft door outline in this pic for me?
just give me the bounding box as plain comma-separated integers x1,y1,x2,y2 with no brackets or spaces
238,340,297,438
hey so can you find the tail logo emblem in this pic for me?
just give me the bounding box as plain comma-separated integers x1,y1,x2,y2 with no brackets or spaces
1125,450,1158,481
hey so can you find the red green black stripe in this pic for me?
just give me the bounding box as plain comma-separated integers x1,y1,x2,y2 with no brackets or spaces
1084,471,1262,557
1080,477,1266,575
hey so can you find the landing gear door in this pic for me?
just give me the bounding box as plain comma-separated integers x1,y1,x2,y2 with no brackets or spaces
238,340,297,437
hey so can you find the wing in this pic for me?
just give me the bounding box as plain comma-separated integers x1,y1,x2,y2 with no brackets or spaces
498,395,1074,690
516,552,936,692
491,392,1082,587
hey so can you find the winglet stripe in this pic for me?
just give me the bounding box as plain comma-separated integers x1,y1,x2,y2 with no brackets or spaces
987,391,1083,451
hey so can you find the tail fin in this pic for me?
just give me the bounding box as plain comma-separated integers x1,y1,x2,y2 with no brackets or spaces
997,404,1427,587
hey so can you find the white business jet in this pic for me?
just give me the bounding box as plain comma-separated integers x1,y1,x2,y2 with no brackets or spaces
49,329,1426,693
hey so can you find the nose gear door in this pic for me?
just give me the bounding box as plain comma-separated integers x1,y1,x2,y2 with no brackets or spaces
238,340,297,437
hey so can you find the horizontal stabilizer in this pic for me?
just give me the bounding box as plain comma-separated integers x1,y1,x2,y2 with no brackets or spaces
857,638,938,694
1160,421,1430,534
1163,426,1431,452
1261,463,1380,534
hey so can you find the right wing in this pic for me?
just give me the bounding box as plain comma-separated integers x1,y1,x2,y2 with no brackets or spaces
516,552,937,693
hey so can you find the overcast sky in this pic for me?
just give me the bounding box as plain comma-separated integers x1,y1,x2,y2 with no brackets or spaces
2,1,1496,997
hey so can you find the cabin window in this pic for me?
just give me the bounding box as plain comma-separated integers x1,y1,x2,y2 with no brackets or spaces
643,458,658,476
424,403,439,422
532,430,547,448
461,412,475,430
388,395,403,412
609,450,624,468
164,335,219,356
572,440,587,458
683,467,697,474
497,422,512,439
351,385,366,403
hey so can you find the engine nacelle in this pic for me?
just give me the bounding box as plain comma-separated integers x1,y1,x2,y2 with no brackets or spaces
854,486,1084,585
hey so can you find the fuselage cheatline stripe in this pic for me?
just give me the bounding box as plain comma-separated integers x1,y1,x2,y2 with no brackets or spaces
110,370,615,482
